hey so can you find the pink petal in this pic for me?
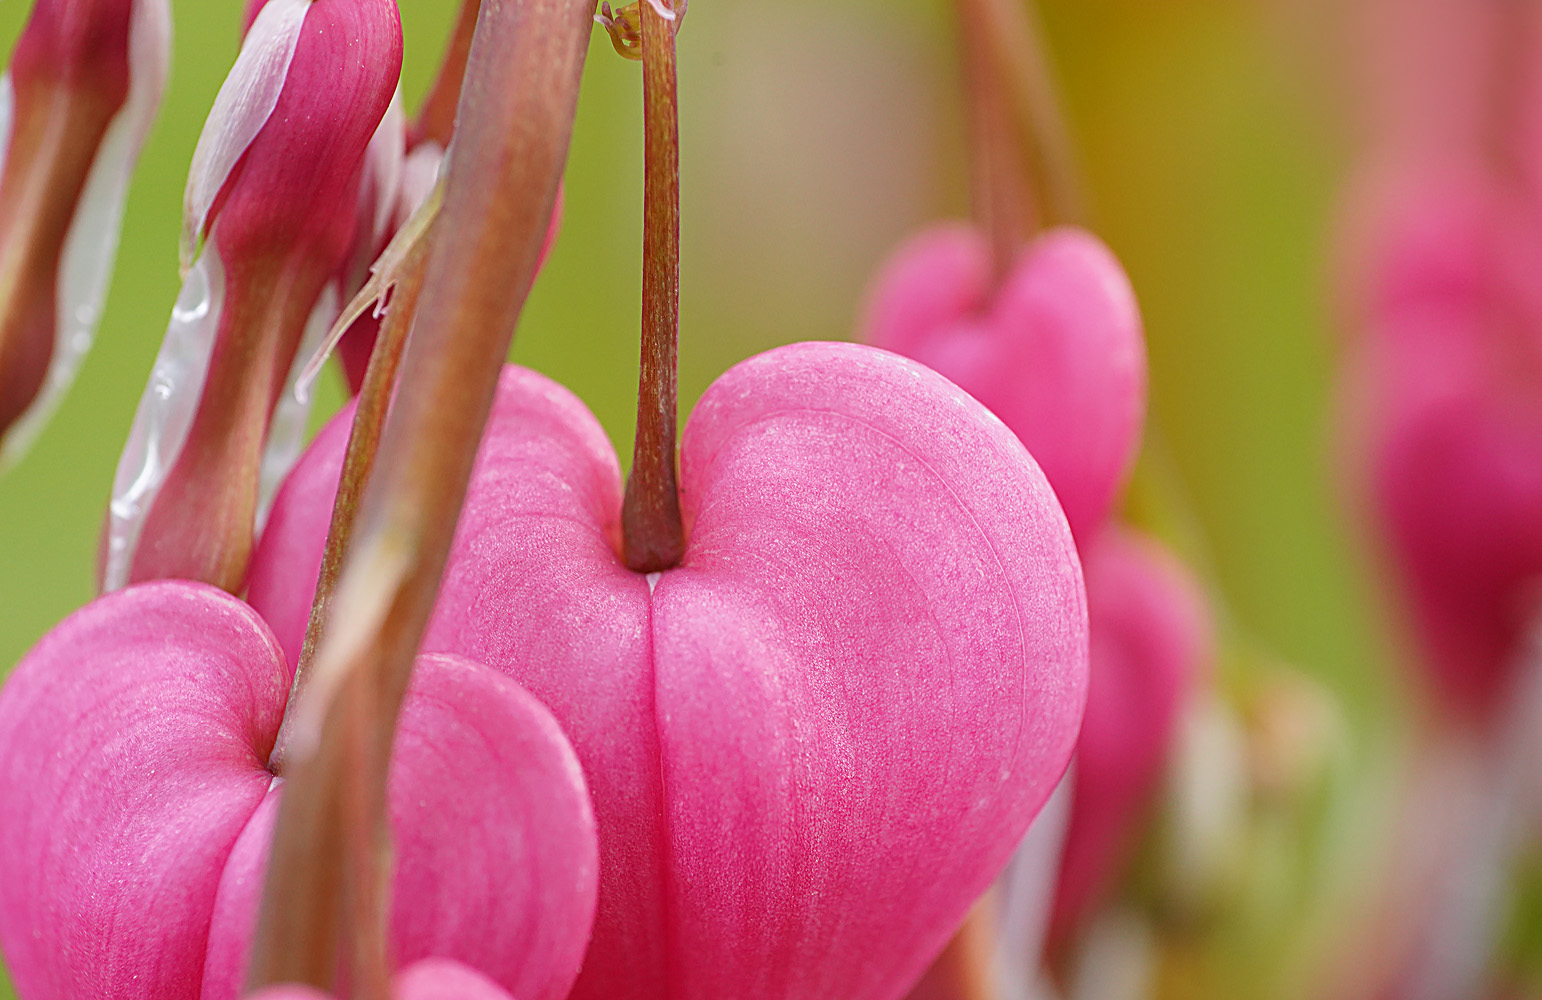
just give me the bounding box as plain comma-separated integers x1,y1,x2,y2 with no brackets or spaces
654,342,1086,999
254,345,1087,1000
862,224,1145,543
202,654,599,1000
1050,527,1211,945
1343,168,1542,722
0,582,288,1000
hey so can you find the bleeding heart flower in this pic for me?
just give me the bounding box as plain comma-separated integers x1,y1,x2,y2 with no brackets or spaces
251,342,1089,1000
860,223,1145,544
1047,526,1212,949
101,0,403,595
0,0,169,467
0,581,599,1000
1343,162,1542,725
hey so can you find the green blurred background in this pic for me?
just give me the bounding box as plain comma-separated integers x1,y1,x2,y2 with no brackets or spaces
0,0,1394,993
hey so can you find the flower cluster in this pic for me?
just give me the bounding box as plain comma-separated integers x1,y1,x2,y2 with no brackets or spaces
1,0,1537,999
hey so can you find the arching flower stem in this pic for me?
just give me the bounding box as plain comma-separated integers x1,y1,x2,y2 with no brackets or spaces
269,222,433,774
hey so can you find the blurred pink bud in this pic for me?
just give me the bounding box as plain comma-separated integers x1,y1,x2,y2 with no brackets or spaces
862,223,1146,544
0,0,169,466
103,0,403,594
1049,526,1212,948
1345,166,1542,725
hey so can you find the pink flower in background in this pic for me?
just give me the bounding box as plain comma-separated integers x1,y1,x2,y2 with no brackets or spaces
1344,162,1542,725
0,583,599,1000
0,0,169,466
1048,526,1212,947
864,216,1212,982
862,223,1145,544
250,343,1089,1000
101,0,402,595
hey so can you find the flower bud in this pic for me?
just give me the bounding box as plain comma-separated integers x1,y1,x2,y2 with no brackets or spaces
1345,168,1542,725
0,0,169,467
103,0,403,593
1049,527,1212,949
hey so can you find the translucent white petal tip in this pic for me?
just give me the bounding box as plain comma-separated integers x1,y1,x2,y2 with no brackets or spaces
104,246,228,592
181,0,309,273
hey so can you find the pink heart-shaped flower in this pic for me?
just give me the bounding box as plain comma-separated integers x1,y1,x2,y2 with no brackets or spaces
1049,526,1211,948
252,342,1089,1000
0,582,598,1000
860,224,1145,544
1344,166,1542,723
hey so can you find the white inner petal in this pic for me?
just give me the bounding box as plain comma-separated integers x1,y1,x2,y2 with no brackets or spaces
104,243,228,592
993,764,1074,1000
181,0,310,272
0,75,15,185
396,140,445,232
361,89,406,258
0,0,172,469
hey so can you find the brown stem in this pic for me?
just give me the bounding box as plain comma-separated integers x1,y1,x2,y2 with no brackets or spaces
621,0,684,573
410,0,482,148
957,0,1032,284
954,0,1081,276
270,238,430,774
246,0,594,991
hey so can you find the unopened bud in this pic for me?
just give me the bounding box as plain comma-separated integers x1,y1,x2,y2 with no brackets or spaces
0,0,170,468
104,0,403,593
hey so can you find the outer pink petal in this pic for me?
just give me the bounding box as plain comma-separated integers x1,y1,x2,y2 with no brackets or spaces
654,341,1086,999
1049,528,1211,946
202,653,599,1000
254,350,1087,1000
862,224,1145,543
0,582,288,1000
859,223,995,361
